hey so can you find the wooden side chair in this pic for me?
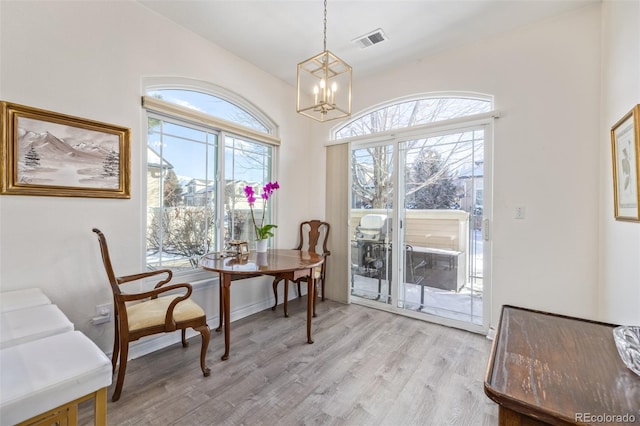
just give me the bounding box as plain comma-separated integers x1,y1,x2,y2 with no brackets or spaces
92,228,211,402
272,220,330,317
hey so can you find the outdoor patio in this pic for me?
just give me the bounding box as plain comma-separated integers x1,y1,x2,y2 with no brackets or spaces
351,275,483,325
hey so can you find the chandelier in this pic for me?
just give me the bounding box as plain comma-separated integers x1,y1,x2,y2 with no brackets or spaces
296,0,352,122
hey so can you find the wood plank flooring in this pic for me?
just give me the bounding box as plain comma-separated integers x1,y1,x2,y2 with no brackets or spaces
79,299,498,425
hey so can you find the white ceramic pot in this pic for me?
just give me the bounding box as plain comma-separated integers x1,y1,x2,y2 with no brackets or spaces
255,238,268,253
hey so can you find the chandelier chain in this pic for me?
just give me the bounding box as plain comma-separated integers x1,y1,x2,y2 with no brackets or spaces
323,0,327,52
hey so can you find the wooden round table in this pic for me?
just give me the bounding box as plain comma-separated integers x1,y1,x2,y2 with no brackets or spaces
200,249,324,360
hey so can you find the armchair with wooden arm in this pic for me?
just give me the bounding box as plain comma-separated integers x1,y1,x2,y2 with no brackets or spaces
92,228,211,402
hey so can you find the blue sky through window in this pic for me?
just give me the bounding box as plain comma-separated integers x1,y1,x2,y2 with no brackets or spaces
148,89,268,133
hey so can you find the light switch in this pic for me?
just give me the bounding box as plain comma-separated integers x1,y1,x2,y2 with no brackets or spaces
515,206,526,219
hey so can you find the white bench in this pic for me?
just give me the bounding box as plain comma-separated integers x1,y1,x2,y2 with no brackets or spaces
1,304,74,349
0,289,112,425
0,288,51,313
0,331,112,425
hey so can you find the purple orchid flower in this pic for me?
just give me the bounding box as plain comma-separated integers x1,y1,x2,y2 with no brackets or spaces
243,181,280,240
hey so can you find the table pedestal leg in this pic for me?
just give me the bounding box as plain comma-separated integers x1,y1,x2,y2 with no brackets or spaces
221,273,231,360
307,272,314,344
313,280,317,318
284,279,289,318
216,272,223,333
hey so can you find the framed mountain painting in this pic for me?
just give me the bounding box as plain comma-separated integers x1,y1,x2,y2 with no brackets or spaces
1,101,130,198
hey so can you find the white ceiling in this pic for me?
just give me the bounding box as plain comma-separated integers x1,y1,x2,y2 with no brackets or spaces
139,0,599,86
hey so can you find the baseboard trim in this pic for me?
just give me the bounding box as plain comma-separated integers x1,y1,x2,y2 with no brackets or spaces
122,295,276,361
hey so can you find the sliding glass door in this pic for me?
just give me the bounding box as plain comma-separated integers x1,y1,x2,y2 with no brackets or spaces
350,142,394,308
397,127,486,327
349,126,490,331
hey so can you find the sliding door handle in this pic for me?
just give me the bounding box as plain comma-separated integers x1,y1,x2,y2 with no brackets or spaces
483,219,490,241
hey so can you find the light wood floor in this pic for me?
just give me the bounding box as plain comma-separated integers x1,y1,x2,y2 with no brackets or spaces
80,298,498,425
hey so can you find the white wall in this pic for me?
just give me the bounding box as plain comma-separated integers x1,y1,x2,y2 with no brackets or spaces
343,5,607,328
1,0,637,361
599,0,640,326
0,1,324,354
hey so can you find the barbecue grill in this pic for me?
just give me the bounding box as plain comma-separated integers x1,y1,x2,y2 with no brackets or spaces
351,214,392,300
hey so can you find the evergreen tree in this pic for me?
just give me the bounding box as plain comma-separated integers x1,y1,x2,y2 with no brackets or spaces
24,146,40,168
102,150,119,177
163,169,182,206
408,148,459,209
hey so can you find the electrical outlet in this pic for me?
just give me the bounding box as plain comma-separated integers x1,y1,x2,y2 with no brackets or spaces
91,303,112,325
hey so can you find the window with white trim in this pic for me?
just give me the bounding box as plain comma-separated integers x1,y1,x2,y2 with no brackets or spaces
144,85,278,272
337,94,492,213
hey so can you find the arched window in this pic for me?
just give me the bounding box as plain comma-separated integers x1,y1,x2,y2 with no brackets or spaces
143,79,279,273
146,88,272,134
335,94,492,139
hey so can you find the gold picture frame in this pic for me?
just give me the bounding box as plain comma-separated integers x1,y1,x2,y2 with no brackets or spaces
611,104,640,222
1,101,130,198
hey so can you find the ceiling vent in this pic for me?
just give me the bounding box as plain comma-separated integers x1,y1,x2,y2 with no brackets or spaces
352,28,387,49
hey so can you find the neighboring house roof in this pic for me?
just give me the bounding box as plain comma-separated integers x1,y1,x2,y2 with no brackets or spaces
186,178,208,186
193,185,215,195
147,146,174,170
458,162,484,179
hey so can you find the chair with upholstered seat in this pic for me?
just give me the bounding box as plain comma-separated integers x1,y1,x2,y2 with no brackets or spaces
272,220,330,317
92,228,211,402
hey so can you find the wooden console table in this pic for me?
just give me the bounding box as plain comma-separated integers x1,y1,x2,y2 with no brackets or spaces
484,305,640,425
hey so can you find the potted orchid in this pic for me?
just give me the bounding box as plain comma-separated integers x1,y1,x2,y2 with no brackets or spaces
244,181,279,251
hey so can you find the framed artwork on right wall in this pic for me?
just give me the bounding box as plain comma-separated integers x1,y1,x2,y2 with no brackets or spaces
611,104,640,222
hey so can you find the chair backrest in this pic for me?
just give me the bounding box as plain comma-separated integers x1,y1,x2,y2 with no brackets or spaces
92,228,121,296
295,220,330,255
